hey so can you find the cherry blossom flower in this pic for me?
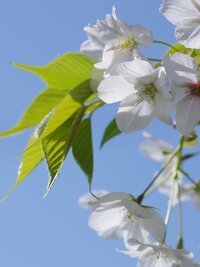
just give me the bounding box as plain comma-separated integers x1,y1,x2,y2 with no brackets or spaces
88,192,166,242
163,52,200,135
119,238,197,267
80,7,153,76
97,60,173,133
160,0,200,49
78,190,108,209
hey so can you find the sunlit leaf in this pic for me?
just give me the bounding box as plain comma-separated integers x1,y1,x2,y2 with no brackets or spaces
1,130,44,202
43,107,86,197
0,87,68,137
72,118,93,185
13,53,94,90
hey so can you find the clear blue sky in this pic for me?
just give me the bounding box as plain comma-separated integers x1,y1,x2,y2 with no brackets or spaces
0,0,199,266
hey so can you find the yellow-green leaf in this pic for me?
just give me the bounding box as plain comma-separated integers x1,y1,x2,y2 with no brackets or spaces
1,131,44,202
0,87,68,137
43,107,86,197
13,53,94,90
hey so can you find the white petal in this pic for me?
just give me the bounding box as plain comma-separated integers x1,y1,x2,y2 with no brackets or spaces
97,76,133,103
154,93,173,125
154,67,171,100
104,49,137,76
176,95,200,135
130,24,153,47
97,192,131,206
163,53,198,84
78,190,108,209
171,83,188,103
123,222,149,243
95,44,114,70
89,206,124,236
116,95,154,133
123,200,154,219
116,59,155,82
160,0,200,25
98,226,122,239
141,209,166,241
176,23,200,49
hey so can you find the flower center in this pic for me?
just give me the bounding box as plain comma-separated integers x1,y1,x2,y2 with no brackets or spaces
187,82,200,97
118,37,137,51
108,36,137,53
137,83,156,102
119,208,136,222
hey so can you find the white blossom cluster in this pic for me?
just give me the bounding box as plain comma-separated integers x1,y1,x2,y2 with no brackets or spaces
81,0,200,136
79,190,199,266
79,0,200,266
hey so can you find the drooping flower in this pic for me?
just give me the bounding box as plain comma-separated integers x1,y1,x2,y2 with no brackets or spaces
97,60,173,133
78,190,108,209
163,52,200,135
88,192,166,242
160,0,200,49
80,7,153,76
119,238,196,267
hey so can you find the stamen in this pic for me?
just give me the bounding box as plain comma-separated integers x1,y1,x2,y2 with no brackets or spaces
137,83,156,102
107,36,137,53
118,37,137,51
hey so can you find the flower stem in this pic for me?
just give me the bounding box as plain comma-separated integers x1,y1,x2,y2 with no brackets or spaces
177,184,184,249
164,179,176,227
163,136,185,242
180,168,200,188
148,58,162,62
137,146,181,204
153,40,179,51
182,151,200,161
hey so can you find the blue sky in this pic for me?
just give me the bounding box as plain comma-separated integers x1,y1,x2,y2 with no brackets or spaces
0,0,200,266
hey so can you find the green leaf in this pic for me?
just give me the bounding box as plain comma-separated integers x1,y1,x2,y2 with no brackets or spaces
101,118,121,148
1,131,44,202
166,43,200,58
13,53,94,90
166,43,188,56
40,94,81,139
69,80,93,103
0,79,94,138
43,107,86,197
0,87,68,137
72,118,93,185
